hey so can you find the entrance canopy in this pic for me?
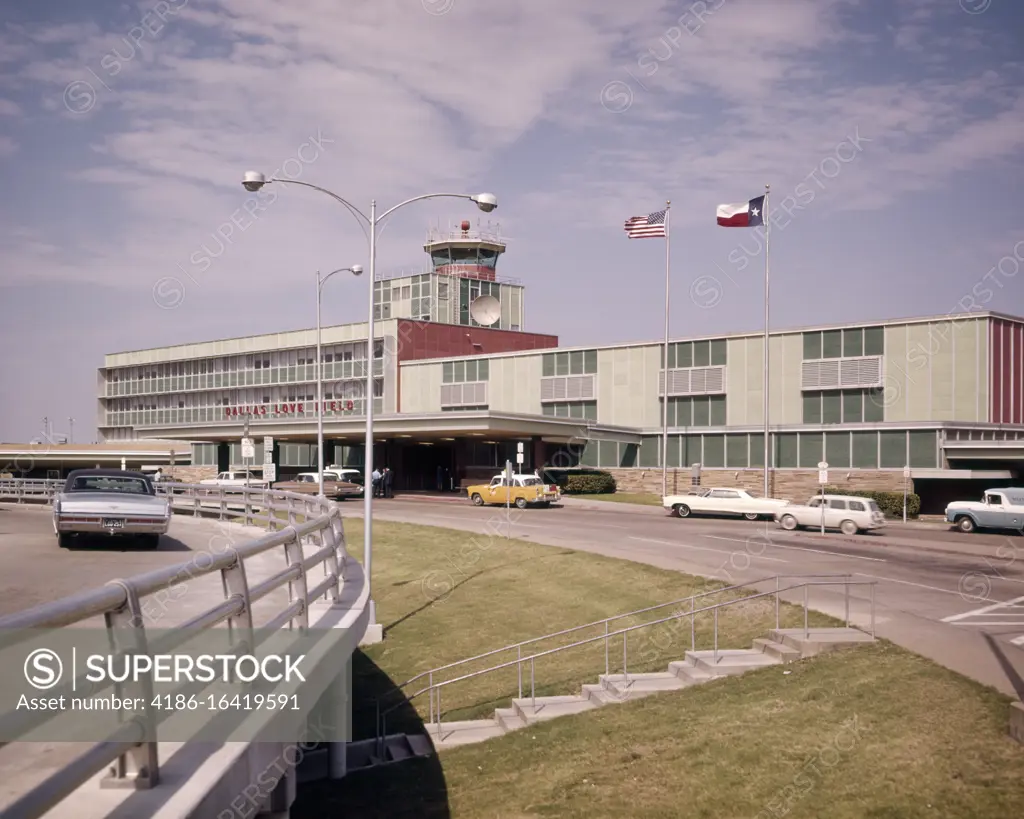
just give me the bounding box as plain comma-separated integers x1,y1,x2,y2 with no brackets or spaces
137,410,642,446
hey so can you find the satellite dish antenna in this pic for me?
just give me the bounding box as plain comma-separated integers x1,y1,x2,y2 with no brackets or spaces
469,294,500,326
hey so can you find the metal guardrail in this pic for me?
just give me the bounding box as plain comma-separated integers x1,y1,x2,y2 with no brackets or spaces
0,478,356,819
376,574,876,748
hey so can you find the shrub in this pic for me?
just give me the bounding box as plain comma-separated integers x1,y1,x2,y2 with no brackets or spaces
822,486,920,518
564,472,617,495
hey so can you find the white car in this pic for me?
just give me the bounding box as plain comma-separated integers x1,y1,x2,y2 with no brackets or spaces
664,487,790,521
776,494,886,535
199,470,268,488
945,488,1024,533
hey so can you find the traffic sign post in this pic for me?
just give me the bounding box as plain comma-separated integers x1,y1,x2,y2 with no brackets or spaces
818,462,828,534
903,465,910,523
263,463,276,483
505,459,514,540
516,441,524,466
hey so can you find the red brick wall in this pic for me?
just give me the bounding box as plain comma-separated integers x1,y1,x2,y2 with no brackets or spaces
394,320,558,412
990,317,1024,423
395,320,558,362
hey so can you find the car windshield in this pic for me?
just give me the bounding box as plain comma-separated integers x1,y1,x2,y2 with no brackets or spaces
69,475,152,495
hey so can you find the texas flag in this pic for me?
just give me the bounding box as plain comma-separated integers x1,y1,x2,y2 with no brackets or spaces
716,195,765,227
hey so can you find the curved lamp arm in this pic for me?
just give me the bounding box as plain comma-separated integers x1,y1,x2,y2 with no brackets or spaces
318,266,360,295
378,192,478,222
266,178,372,244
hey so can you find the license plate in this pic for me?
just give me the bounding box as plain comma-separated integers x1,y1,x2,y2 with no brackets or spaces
103,518,125,529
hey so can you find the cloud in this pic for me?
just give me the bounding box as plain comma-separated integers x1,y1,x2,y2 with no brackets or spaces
0,0,1022,295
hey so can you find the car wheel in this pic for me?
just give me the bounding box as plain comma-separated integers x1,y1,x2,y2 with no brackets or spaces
957,516,976,534
471,493,484,506
840,519,858,536
515,497,528,510
780,514,798,531
675,504,691,518
57,533,73,549
743,512,759,521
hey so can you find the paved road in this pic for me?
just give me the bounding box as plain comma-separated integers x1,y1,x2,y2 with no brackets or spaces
354,495,1024,699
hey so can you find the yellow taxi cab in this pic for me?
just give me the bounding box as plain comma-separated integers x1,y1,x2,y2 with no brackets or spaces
466,472,561,509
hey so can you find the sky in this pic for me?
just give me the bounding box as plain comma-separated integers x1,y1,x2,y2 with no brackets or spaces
0,0,1022,442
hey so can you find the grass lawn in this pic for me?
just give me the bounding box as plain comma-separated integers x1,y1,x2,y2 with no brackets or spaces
572,492,662,506
290,520,1024,819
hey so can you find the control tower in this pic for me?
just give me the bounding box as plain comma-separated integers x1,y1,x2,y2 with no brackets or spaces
373,219,525,330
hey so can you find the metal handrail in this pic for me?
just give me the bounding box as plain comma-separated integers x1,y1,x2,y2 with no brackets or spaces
387,573,860,696
0,479,356,819
377,576,877,749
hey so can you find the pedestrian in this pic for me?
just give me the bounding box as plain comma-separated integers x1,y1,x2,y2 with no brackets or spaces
372,467,381,498
383,466,394,498
436,464,444,492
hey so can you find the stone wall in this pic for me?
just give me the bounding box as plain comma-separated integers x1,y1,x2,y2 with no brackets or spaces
605,467,912,499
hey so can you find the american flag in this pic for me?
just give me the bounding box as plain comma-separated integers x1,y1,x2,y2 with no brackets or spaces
624,210,667,238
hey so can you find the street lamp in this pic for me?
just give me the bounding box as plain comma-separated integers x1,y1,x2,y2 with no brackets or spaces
240,170,497,634
317,265,364,498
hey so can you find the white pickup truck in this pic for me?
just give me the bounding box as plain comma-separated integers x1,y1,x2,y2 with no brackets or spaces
663,487,790,521
945,488,1024,533
199,470,269,488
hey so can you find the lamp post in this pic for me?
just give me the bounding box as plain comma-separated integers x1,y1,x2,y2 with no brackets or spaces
68,417,74,444
317,266,364,498
240,171,497,634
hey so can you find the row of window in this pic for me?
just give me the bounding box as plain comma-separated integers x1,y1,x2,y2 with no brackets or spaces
542,349,598,377
106,343,383,396
442,358,490,384
193,441,369,468
629,429,937,469
104,398,386,428
104,381,377,413
662,339,728,369
108,342,379,381
664,396,727,427
542,401,598,420
803,389,885,424
803,327,883,360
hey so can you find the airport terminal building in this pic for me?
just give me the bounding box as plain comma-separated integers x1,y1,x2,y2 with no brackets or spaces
95,223,1024,511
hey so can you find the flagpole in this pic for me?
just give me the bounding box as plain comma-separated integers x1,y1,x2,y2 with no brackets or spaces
763,184,771,498
662,200,671,499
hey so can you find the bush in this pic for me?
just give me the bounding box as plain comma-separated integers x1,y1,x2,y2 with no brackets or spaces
541,467,604,489
564,473,617,495
822,486,920,518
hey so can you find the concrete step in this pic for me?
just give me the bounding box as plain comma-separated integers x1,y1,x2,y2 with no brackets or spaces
600,672,688,700
769,627,875,657
581,683,619,706
495,706,527,732
427,719,505,747
752,637,802,663
384,735,414,762
667,661,720,684
686,649,780,676
513,695,597,724
406,733,435,757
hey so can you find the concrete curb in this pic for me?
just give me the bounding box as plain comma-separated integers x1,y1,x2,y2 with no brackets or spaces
1010,701,1024,745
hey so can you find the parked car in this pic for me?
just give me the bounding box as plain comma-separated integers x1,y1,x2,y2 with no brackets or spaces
272,472,363,500
326,466,365,486
199,470,268,488
467,473,561,509
775,494,886,535
945,488,1024,533
663,487,790,521
53,468,172,549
